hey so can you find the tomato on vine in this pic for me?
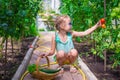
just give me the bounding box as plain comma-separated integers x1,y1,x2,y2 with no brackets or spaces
101,24,106,28
100,18,105,24
100,18,106,28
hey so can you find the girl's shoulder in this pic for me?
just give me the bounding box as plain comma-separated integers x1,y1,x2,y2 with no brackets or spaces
67,32,72,35
55,31,59,42
67,30,74,37
51,32,56,41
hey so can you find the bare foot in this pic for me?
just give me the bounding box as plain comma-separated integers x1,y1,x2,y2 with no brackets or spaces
70,66,77,73
56,66,64,74
59,67,64,74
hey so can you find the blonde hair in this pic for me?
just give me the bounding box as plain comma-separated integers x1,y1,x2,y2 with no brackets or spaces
55,15,70,31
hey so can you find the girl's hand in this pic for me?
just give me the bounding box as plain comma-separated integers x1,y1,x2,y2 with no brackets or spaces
40,52,49,58
34,50,50,57
96,21,102,27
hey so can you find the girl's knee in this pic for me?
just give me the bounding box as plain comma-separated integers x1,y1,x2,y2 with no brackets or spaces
70,49,78,57
56,50,65,58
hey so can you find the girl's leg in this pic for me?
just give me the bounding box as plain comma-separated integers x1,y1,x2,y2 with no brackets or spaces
68,49,78,64
56,50,66,66
56,50,66,73
68,49,78,73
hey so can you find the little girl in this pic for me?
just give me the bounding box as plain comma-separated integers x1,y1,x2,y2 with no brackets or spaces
41,15,101,72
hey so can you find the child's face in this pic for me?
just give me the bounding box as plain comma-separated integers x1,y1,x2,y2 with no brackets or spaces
61,18,72,32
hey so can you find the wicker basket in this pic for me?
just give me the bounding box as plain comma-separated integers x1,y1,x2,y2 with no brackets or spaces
31,56,60,80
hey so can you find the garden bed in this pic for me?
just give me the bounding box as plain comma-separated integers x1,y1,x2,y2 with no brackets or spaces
74,41,120,80
0,37,35,80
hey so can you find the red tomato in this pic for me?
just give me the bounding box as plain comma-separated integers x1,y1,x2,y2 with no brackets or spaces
100,18,105,24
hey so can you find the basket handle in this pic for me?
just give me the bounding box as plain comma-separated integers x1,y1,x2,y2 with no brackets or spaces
36,56,50,73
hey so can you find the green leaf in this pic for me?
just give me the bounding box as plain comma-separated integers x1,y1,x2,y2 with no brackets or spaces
6,10,14,16
75,37,81,43
27,64,36,73
91,48,97,55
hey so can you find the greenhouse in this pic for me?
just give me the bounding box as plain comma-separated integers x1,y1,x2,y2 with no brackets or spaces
0,0,120,80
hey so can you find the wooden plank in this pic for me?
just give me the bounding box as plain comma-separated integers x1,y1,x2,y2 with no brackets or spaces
12,36,39,80
23,73,37,80
78,56,98,80
62,71,73,80
52,64,83,80
71,71,83,80
54,73,63,80
55,65,72,80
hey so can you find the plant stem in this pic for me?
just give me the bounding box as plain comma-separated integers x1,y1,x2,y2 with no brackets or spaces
104,50,107,71
103,0,107,72
4,38,8,78
11,38,14,54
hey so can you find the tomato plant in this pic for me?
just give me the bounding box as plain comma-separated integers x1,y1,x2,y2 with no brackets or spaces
0,0,42,39
60,0,120,69
0,0,42,78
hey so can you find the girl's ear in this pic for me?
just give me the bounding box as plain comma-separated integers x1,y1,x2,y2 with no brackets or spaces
60,23,65,29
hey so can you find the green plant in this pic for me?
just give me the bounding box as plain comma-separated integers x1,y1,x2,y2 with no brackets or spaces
27,64,61,74
60,0,120,69
28,64,36,73
0,0,42,78
39,28,45,31
0,0,42,39
75,37,81,43
110,52,120,68
109,33,120,68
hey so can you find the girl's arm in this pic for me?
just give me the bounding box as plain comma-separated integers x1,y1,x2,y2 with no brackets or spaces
47,34,56,56
72,21,101,37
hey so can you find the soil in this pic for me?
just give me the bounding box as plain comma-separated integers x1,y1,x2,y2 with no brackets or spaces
1,37,119,80
74,41,120,80
0,37,35,80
